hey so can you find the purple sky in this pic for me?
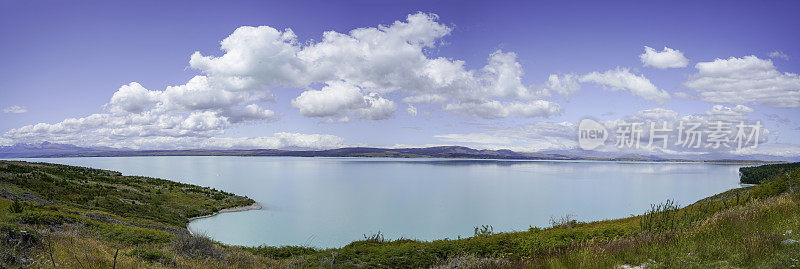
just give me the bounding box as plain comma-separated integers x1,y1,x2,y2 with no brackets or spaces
1,0,799,159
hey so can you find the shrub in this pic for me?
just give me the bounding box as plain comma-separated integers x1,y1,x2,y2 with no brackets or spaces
125,248,170,263
171,234,224,260
550,214,579,229
431,253,511,269
93,223,173,245
247,245,318,259
474,225,494,237
362,231,387,243
0,223,40,250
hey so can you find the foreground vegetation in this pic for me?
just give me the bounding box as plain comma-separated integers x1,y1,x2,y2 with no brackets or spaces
739,161,800,184
1,160,799,268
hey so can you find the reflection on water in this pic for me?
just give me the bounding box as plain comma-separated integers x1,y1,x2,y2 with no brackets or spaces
14,156,745,248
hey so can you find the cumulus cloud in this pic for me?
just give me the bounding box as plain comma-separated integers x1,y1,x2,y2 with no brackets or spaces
684,55,800,108
480,50,530,99
2,106,27,114
639,46,689,69
292,81,396,120
106,82,160,113
187,13,560,120
188,26,308,90
4,77,278,148
579,68,671,103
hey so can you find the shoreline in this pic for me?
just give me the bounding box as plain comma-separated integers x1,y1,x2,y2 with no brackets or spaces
186,202,262,235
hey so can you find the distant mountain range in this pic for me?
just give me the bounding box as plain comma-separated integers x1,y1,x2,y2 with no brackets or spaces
0,142,789,163
0,142,122,157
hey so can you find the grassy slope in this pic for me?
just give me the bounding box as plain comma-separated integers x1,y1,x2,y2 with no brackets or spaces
1,160,799,268
0,160,269,268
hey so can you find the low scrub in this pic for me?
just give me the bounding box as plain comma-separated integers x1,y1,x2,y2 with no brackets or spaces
171,234,224,260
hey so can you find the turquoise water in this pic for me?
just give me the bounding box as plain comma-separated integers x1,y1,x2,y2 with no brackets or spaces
13,157,745,248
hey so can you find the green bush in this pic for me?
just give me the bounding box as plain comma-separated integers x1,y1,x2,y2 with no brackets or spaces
247,245,318,259
125,248,170,263
93,223,173,245
740,162,800,184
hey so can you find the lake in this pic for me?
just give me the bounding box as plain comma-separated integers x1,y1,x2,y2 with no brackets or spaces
12,156,747,249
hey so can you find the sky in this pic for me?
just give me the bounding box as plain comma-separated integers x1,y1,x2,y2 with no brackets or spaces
1,0,799,159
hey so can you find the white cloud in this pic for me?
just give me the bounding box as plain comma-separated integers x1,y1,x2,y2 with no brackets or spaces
223,104,277,123
444,100,560,119
540,73,581,97
3,78,279,147
292,81,396,120
110,133,344,150
580,68,671,103
700,104,754,122
296,12,456,94
684,55,800,108
3,105,27,114
188,26,308,90
639,46,689,69
480,50,530,99
292,81,371,117
161,76,271,111
359,93,397,120
769,51,789,60
402,95,445,104
188,13,558,119
0,137,12,146
406,104,418,117
106,82,160,113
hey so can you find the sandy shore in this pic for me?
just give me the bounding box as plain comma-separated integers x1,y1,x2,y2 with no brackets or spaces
187,202,262,235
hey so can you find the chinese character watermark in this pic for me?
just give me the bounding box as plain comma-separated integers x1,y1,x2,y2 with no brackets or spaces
577,120,762,151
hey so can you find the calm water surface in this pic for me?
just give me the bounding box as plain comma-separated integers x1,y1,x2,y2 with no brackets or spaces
14,156,746,248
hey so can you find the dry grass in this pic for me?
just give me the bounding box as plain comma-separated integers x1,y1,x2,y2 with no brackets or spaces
10,224,286,269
